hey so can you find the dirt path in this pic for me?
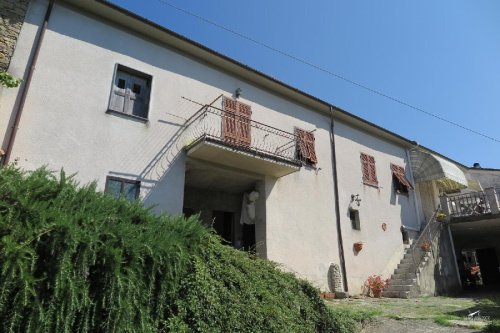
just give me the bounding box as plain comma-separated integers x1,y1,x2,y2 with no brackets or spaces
362,318,481,333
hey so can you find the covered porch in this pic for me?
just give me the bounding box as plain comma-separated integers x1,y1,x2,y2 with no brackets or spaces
182,158,267,255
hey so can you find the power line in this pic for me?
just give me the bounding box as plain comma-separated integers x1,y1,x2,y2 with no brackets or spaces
151,0,500,144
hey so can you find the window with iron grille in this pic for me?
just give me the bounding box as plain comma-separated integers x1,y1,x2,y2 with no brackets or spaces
360,153,378,186
391,163,413,194
295,127,317,165
108,64,152,120
105,176,140,201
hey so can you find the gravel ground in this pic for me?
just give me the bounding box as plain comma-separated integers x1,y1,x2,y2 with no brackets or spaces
326,290,500,333
361,318,482,333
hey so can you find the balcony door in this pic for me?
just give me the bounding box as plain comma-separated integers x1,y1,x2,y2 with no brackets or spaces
223,97,252,147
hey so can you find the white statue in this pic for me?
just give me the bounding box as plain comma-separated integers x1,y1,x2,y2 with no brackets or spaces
240,190,260,225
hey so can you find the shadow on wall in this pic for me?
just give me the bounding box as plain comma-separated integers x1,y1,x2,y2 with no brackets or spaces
49,3,330,130
432,227,462,296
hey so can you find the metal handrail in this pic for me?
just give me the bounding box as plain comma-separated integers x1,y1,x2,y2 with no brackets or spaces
411,207,443,270
182,105,300,164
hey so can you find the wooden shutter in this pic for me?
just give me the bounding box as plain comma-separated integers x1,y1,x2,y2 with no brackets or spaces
361,153,378,186
236,102,252,146
390,164,413,190
222,97,238,144
128,75,149,118
109,70,129,112
295,128,317,164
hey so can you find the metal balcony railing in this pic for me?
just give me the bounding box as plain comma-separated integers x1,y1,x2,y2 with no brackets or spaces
182,105,300,165
440,189,500,219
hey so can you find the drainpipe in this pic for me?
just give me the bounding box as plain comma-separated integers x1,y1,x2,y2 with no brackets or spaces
330,105,348,292
3,0,55,165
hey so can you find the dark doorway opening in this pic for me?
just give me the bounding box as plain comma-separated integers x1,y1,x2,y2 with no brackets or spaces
476,248,500,285
242,224,256,251
212,211,234,246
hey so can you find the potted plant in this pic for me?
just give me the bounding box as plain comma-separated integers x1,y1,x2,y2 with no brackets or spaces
364,274,389,298
421,241,431,252
436,212,447,222
354,241,363,252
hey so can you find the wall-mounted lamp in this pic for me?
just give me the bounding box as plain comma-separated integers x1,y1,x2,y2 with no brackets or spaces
235,88,242,98
350,194,361,207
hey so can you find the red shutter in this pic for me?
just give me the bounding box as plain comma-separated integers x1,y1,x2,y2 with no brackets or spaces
390,164,413,189
222,97,252,147
236,102,252,146
361,153,378,186
222,97,238,144
295,128,317,164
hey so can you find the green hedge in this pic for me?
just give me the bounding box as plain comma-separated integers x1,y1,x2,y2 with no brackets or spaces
0,166,349,332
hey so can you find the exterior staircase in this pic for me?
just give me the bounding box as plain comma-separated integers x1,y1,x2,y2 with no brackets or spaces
383,209,443,298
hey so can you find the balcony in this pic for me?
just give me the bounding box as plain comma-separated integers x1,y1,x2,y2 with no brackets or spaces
182,104,301,177
440,188,500,221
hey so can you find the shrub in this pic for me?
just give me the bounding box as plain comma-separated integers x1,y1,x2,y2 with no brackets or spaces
0,166,354,332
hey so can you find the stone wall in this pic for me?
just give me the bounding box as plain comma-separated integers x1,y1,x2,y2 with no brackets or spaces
0,0,30,72
417,226,462,296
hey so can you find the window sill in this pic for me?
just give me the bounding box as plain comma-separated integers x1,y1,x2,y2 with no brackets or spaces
106,109,149,123
395,190,410,196
363,181,379,188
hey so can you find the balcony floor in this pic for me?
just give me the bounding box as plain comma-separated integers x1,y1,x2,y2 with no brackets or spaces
185,137,301,178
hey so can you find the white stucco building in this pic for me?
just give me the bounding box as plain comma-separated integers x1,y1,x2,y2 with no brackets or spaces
3,0,497,296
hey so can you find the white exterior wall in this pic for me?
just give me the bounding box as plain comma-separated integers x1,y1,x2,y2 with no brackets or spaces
334,121,419,293
1,1,421,292
1,2,340,289
0,0,49,154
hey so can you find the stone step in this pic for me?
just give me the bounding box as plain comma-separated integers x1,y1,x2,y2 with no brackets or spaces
385,284,413,292
382,290,411,299
389,278,417,285
391,272,417,280
394,267,417,274
397,262,416,270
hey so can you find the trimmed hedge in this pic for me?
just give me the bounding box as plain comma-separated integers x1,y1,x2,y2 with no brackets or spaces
0,166,347,332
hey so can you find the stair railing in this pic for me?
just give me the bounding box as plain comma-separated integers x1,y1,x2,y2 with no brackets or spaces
410,207,443,269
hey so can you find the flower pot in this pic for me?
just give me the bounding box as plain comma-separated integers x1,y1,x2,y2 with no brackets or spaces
421,243,431,252
354,242,363,252
372,288,382,298
436,217,445,223
320,292,336,299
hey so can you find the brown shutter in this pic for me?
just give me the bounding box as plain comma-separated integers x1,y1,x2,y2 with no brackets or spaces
361,153,378,186
236,102,252,147
222,97,238,144
295,128,317,164
304,131,317,164
391,164,413,189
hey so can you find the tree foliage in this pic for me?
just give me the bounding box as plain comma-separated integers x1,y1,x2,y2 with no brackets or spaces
0,166,345,332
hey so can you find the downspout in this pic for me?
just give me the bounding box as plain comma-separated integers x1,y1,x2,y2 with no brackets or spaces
330,106,348,292
3,0,55,165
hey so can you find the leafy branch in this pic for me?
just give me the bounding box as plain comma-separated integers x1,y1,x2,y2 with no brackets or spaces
0,71,22,88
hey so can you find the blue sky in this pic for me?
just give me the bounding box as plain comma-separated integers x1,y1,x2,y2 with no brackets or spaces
110,0,500,168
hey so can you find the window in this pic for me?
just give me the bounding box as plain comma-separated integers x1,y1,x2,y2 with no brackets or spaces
350,209,360,230
390,163,413,194
108,65,152,119
105,176,140,201
360,153,378,186
295,127,317,165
